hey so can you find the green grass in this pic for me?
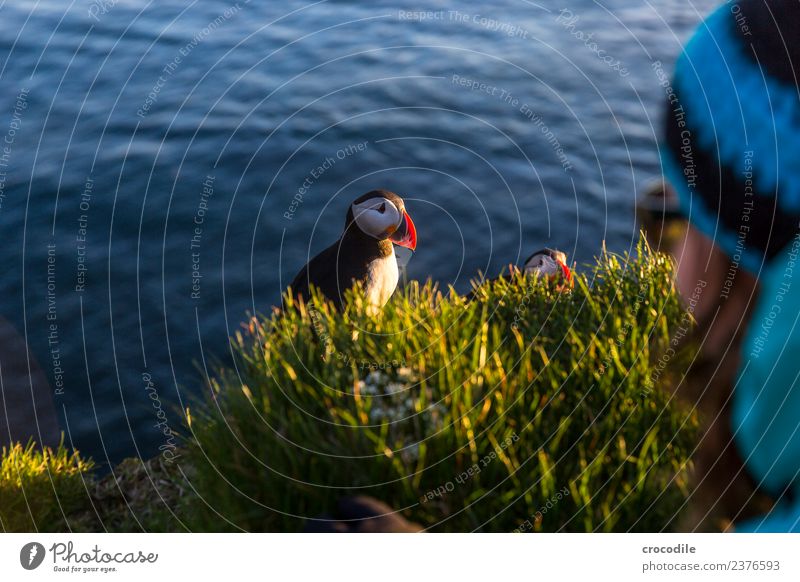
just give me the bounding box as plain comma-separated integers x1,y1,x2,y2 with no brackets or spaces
0,440,94,532
182,240,698,532
0,442,188,532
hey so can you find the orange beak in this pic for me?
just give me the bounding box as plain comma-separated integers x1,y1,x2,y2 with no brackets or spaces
558,260,573,286
389,210,417,250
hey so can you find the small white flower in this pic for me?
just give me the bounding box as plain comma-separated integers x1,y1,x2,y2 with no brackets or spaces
401,443,420,464
423,403,447,431
367,370,385,385
385,382,405,395
427,403,444,415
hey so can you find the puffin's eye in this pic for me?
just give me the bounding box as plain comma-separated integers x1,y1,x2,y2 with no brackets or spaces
378,202,386,213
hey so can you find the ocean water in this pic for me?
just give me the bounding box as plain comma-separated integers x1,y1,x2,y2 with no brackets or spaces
0,0,716,466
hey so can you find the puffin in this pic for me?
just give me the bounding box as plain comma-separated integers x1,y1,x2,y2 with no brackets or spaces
520,248,572,284
467,247,572,300
288,190,417,311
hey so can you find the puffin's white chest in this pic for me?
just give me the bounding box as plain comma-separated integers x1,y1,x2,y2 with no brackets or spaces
365,249,399,309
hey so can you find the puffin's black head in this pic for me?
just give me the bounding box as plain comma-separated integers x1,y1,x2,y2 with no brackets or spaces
344,190,417,250
523,248,572,283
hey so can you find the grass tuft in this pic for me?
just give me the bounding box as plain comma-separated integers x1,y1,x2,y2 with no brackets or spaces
0,440,94,532
182,238,698,532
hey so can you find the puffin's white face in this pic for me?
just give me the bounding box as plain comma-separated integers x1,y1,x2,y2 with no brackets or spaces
524,252,566,277
351,196,403,240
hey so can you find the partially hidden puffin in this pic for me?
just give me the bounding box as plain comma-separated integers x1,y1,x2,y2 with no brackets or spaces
288,190,417,311
520,248,572,284
467,247,572,300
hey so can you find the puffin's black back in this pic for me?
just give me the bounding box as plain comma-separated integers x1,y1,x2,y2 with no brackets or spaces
288,236,390,309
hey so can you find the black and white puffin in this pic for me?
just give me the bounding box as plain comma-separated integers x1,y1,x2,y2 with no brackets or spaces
520,248,572,284
467,247,572,300
288,190,417,311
